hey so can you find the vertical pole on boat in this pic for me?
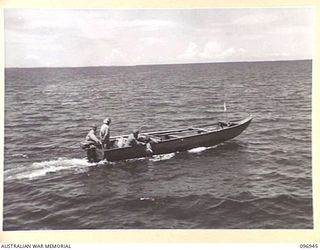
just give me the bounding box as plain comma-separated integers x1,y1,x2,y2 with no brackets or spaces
224,101,227,121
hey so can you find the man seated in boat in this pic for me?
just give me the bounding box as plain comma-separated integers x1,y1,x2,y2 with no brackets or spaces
125,129,146,147
84,125,101,147
81,125,102,162
218,121,236,128
124,129,160,147
124,129,154,155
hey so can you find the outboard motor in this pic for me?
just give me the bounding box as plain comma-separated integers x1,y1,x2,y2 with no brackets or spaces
80,142,101,163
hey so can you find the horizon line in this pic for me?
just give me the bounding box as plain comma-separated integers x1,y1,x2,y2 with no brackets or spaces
5,58,312,70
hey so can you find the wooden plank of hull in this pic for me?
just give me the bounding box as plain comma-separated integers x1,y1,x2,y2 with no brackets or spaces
101,116,252,162
105,145,149,162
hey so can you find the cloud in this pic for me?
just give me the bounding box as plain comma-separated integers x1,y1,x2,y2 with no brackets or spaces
105,49,128,65
178,42,198,60
142,37,165,46
129,19,179,31
179,41,247,62
200,41,221,59
233,12,279,25
268,25,313,36
25,54,40,61
220,47,236,58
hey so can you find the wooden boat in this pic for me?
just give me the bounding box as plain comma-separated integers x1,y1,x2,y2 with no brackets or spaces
82,116,252,162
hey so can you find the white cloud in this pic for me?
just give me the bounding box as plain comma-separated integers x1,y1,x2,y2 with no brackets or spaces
129,19,178,31
233,12,278,25
25,54,40,61
220,47,236,58
106,49,127,65
178,42,199,60
200,41,221,59
142,37,164,46
268,25,313,36
178,40,247,63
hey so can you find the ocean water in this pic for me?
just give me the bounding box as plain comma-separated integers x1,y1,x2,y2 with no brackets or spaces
3,60,312,230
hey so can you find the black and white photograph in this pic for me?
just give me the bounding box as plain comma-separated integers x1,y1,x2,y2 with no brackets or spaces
3,8,313,230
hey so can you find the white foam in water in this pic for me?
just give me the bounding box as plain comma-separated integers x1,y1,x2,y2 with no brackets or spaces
188,145,219,154
7,152,177,180
124,153,175,163
12,153,28,158
14,158,94,180
150,153,175,162
188,147,208,153
96,159,114,167
140,197,155,201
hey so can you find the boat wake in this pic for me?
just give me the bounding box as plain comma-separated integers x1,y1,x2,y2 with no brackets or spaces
188,147,208,153
123,146,217,164
150,153,175,162
124,146,217,163
5,153,178,181
5,146,216,181
124,153,176,163
5,158,96,181
188,145,218,154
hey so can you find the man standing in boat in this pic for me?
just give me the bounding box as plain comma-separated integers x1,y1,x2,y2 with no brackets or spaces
100,117,111,149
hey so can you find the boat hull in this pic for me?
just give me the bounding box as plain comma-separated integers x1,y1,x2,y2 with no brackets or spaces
86,116,252,162
152,117,251,155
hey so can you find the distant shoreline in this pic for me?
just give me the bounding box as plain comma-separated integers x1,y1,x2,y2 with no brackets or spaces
5,58,311,70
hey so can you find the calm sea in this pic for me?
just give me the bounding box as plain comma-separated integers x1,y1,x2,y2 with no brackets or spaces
3,60,312,230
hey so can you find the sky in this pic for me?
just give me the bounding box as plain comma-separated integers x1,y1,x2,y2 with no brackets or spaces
4,8,314,68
